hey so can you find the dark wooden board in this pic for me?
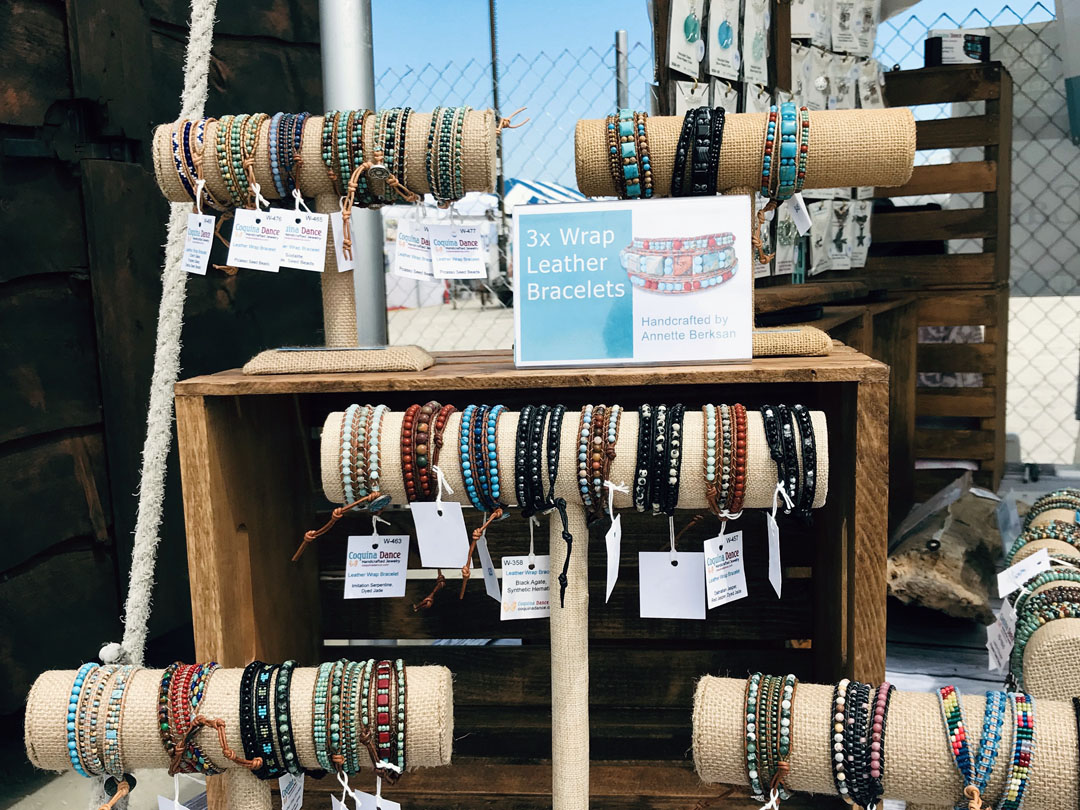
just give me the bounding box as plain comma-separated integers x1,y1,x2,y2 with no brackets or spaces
860,254,996,288
0,0,73,126
0,279,103,444
872,207,996,243
884,62,1005,106
145,0,321,42
875,160,996,197
914,428,995,460
0,431,111,572
0,159,88,283
0,549,121,713
915,115,1001,150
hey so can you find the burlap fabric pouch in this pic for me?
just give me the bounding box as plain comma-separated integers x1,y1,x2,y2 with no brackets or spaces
753,326,832,357
243,345,434,375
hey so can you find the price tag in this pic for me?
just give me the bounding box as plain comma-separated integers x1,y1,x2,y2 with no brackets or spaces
226,208,283,272
344,534,409,599
355,793,402,810
703,530,748,609
332,796,347,810
392,218,435,280
429,224,488,279
329,211,356,272
500,555,551,620
410,501,470,568
278,773,304,810
182,213,216,275
789,193,812,236
476,536,502,602
158,798,189,810
638,551,706,620
997,548,1052,598
605,513,622,603
767,512,783,598
279,211,329,272
986,598,1017,672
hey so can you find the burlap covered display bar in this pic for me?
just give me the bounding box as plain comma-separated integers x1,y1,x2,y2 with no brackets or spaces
25,665,453,810
693,676,1078,810
574,108,916,197
152,111,498,203
319,406,828,810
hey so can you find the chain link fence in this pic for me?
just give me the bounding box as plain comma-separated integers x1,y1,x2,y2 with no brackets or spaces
376,10,1078,467
876,5,1079,468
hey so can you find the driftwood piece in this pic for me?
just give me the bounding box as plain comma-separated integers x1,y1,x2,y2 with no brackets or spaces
888,486,1000,623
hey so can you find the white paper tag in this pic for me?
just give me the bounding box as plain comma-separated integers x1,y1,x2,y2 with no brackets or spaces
476,536,502,602
500,555,551,620
278,773,304,810
355,793,402,810
410,501,470,568
332,796,347,810
997,490,1022,553
987,596,1017,672
429,223,488,279
392,217,435,280
226,208,283,272
329,211,356,272
997,548,1052,598
605,513,622,603
1000,594,1017,635
704,530,749,609
344,534,409,599
766,512,783,598
182,213,216,275
789,193,812,236
158,797,188,810
279,211,329,272
639,551,707,620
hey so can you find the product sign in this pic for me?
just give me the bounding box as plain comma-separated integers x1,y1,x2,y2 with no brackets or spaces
500,555,551,620
513,197,752,368
344,534,409,599
429,223,487,279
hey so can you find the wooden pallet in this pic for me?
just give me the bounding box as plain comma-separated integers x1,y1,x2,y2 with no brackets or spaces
174,348,888,809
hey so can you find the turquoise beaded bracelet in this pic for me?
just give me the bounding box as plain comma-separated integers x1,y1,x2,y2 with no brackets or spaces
1009,602,1080,685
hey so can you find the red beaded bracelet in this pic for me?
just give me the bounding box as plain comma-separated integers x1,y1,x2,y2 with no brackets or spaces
401,404,421,502
728,403,748,513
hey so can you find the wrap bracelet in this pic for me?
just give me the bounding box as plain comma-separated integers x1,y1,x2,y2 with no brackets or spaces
791,405,817,520
999,692,1035,810
633,404,653,512
620,232,737,293
671,109,697,197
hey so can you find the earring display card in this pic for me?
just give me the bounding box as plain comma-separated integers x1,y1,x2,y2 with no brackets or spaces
807,200,833,275
669,0,706,76
741,0,770,85
828,55,858,110
849,198,872,268
855,0,880,55
675,80,711,115
857,60,886,109
810,0,832,48
707,0,742,80
744,84,773,114
513,196,753,368
790,44,810,106
790,0,813,38
831,0,858,54
826,200,853,270
711,78,741,110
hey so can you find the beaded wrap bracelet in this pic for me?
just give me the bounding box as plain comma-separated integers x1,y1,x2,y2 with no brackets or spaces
68,663,98,777
746,673,796,802
650,405,669,515
858,682,894,810
634,404,653,512
689,107,725,196
728,403,748,514
1022,488,1080,530
102,665,137,777
843,680,872,807
671,110,698,197
1010,601,1080,686
961,690,1006,810
659,404,686,516
939,684,978,806
762,405,787,504
999,692,1035,810
1005,520,1080,565
274,660,305,775
777,405,800,514
791,405,817,520
829,678,854,804
620,232,737,294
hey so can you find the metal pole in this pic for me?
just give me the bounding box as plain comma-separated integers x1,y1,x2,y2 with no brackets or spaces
490,0,508,288
320,0,388,345
615,29,629,109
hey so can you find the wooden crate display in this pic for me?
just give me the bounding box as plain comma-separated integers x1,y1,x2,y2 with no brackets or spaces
174,348,888,809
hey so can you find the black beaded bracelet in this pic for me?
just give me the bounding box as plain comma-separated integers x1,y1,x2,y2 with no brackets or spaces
845,681,874,807
634,404,654,511
689,108,715,196
650,404,669,514
777,405,800,515
546,405,566,508
703,107,726,196
239,662,266,775
515,404,538,514
761,405,787,501
660,404,686,515
671,110,699,197
252,662,283,779
791,405,817,520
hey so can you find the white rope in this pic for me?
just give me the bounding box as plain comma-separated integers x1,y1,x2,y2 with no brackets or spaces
92,1,218,806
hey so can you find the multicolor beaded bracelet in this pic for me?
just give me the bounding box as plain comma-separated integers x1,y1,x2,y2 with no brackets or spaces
423,404,456,500
1010,601,1080,685
68,663,98,777
791,405,817,520
760,106,778,197
939,684,977,804
1012,577,1080,617
745,673,766,798
633,404,653,512
605,113,627,198
659,404,685,516
794,106,810,194
777,404,800,514
76,664,113,777
999,692,1035,810
577,405,595,510
1005,520,1080,564
775,102,799,200
861,682,894,809
1023,489,1080,530
633,110,653,198
102,665,136,777
843,680,872,807
703,404,720,513
620,232,737,294
829,678,854,804
617,109,642,199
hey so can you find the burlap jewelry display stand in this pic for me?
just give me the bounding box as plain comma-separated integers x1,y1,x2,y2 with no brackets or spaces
153,111,497,374
693,676,1079,810
320,407,828,809
574,109,916,198
25,666,453,810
